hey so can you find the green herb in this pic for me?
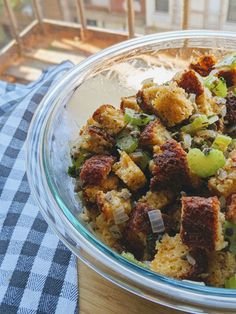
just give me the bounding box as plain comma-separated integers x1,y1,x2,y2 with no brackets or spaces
224,221,236,255
121,252,149,269
124,108,155,126
225,275,236,289
68,165,76,178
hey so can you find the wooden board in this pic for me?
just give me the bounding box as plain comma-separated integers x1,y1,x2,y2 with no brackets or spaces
78,260,187,314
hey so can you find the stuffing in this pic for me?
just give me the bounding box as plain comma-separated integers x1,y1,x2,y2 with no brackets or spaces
180,196,225,252
96,188,132,223
150,234,206,279
136,83,160,114
225,92,236,126
152,83,194,127
226,194,236,224
150,140,191,191
124,203,175,259
95,213,120,247
138,190,175,210
83,175,119,203
177,70,204,97
80,155,116,186
139,119,171,148
92,104,125,135
120,95,141,112
206,251,236,287
217,68,236,87
80,125,115,153
208,151,236,198
190,54,216,77
113,151,146,191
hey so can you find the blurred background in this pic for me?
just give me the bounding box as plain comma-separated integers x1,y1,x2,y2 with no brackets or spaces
0,0,235,83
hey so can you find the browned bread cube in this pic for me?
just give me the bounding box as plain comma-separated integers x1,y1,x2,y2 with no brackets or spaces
226,194,236,224
92,104,125,135
80,155,115,186
138,190,175,210
120,95,141,112
180,196,225,252
177,70,204,96
190,54,216,77
136,83,160,114
139,119,171,148
150,139,191,191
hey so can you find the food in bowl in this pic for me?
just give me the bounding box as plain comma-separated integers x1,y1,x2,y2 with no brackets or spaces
68,53,236,288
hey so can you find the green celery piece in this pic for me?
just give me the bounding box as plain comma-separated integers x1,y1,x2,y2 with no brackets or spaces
116,135,138,153
215,53,236,68
124,108,155,126
121,252,149,269
181,115,209,134
225,275,236,289
212,78,227,97
187,148,226,178
224,221,236,255
212,134,232,152
129,151,151,170
204,75,217,90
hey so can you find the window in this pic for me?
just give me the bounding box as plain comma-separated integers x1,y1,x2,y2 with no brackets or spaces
155,0,169,12
227,0,236,22
86,19,97,26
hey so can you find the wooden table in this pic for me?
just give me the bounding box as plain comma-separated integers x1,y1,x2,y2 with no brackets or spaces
78,260,187,314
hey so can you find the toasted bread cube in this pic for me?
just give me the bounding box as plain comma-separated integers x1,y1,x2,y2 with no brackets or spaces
206,251,236,287
151,234,198,279
113,151,146,191
138,190,175,210
80,155,115,186
190,54,216,77
139,119,171,148
83,175,119,203
180,196,225,252
153,83,194,127
80,124,115,153
92,104,125,135
120,96,141,112
208,151,236,198
96,188,132,223
150,140,191,191
136,83,159,114
177,70,204,97
95,213,119,247
226,194,236,224
217,68,236,87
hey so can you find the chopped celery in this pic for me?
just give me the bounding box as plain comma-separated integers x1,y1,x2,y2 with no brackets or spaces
204,76,227,97
121,252,149,269
212,134,232,152
208,115,219,125
187,148,226,178
225,275,236,289
129,150,151,170
224,221,236,255
116,135,138,153
181,115,209,134
124,108,155,126
215,53,236,68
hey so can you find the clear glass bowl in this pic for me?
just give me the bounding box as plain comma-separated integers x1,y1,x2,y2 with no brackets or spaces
26,30,236,314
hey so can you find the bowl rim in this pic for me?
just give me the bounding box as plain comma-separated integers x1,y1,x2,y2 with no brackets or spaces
27,30,236,312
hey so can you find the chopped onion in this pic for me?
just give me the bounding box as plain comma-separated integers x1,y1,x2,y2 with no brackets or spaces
220,106,227,118
218,169,228,181
148,210,165,233
214,97,226,106
208,115,219,124
113,207,129,225
189,93,196,103
183,133,192,150
186,254,196,266
109,225,122,239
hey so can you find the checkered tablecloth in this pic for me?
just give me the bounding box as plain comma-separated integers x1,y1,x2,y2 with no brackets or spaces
0,62,78,314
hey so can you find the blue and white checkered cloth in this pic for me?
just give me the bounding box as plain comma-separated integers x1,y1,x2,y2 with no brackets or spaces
0,62,78,313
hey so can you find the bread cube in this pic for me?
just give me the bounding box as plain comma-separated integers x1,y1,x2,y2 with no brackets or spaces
138,190,175,210
113,151,146,191
180,196,225,252
120,95,141,112
92,104,125,135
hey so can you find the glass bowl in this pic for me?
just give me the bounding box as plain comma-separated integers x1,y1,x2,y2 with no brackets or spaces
26,30,236,314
